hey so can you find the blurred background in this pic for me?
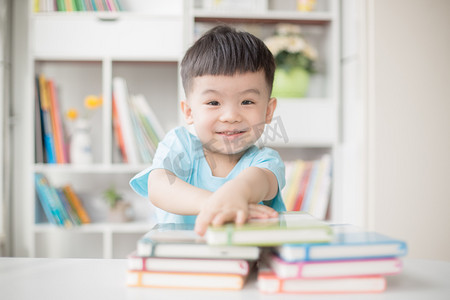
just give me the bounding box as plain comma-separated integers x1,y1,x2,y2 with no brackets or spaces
0,0,449,261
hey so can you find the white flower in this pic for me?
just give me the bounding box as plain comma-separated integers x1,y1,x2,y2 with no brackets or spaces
303,43,318,60
263,23,317,72
286,36,305,53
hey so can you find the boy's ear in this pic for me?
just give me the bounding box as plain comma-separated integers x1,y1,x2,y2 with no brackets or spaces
265,97,277,124
181,100,194,125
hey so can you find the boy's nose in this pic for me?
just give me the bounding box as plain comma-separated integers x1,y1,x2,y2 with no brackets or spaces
219,105,242,123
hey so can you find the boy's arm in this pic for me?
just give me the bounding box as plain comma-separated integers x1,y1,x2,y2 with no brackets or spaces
147,168,211,215
194,166,279,235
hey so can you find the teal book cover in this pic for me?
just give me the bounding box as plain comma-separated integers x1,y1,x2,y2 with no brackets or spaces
275,224,408,262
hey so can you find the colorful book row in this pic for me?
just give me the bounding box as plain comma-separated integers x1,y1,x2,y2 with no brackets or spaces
34,0,123,12
112,77,165,164
35,173,91,227
282,154,332,219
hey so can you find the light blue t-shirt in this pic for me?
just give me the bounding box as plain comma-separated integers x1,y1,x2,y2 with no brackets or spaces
129,126,286,224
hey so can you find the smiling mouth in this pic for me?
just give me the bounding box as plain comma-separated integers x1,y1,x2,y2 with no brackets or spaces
217,130,246,136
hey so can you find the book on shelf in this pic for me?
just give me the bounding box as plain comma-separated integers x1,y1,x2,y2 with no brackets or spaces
128,251,252,275
282,155,332,219
257,269,386,294
34,76,45,164
62,184,91,224
47,78,68,164
205,211,333,247
112,77,165,164
293,161,313,211
34,173,71,227
126,270,247,290
34,173,91,227
132,94,166,144
111,94,128,163
37,74,57,164
56,188,82,226
35,0,123,12
274,224,408,262
266,254,402,279
112,77,140,164
128,95,154,164
137,223,260,260
36,74,70,165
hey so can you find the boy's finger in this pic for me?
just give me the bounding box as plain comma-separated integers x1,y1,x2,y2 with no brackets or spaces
235,209,246,225
195,211,214,236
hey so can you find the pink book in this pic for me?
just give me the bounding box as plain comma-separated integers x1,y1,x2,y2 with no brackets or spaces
268,254,402,279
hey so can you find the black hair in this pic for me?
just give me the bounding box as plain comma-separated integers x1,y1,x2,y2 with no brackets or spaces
181,25,275,96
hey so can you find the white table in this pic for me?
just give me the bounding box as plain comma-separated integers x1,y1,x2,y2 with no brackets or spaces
1,258,449,299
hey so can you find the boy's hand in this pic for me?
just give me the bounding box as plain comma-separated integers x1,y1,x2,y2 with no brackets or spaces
194,186,248,236
194,186,278,236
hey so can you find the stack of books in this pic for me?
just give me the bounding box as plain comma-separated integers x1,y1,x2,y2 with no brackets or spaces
126,223,259,290
127,212,333,290
257,224,408,294
127,212,407,293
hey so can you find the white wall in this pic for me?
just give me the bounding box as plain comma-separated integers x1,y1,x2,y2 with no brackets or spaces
367,0,450,261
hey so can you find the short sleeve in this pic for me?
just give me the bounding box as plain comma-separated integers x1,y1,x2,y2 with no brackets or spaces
250,147,286,211
129,127,194,197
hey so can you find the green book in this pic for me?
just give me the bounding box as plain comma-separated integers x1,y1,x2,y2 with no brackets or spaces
137,223,260,260
206,211,333,246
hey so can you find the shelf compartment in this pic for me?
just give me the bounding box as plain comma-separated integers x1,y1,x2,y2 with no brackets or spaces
266,98,338,148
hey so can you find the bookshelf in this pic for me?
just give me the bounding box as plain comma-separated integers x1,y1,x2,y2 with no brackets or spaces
26,0,345,258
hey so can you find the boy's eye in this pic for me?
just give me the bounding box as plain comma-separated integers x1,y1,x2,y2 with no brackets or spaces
207,100,220,106
242,100,254,105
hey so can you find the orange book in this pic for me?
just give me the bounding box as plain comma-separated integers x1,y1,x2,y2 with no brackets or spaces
112,96,128,163
293,161,313,211
258,270,386,294
47,79,68,164
62,185,90,224
126,270,246,290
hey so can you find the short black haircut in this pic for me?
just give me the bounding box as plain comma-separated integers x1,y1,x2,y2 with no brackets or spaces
181,25,275,96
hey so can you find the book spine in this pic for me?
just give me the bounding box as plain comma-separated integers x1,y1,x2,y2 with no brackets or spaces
48,79,68,164
34,174,65,226
62,185,91,224
112,96,128,163
112,77,140,164
57,188,82,226
38,75,57,164
34,174,58,225
293,161,313,211
128,95,153,163
34,75,45,164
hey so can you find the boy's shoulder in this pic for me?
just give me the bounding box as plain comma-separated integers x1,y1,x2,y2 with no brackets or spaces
246,145,282,161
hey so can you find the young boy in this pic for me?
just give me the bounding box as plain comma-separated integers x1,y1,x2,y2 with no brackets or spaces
130,25,286,236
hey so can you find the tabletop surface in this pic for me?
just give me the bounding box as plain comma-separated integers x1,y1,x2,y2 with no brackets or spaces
1,257,449,300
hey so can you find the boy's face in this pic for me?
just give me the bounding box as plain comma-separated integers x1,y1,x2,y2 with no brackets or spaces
181,71,276,157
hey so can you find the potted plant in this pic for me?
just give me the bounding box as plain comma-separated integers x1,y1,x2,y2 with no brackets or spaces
264,24,318,98
103,186,134,223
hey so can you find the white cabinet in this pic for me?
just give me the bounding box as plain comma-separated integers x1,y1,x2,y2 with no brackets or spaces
26,0,345,258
